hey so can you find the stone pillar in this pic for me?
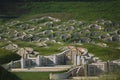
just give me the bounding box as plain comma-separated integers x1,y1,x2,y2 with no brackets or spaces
104,62,108,73
53,55,57,65
81,56,85,65
84,64,88,76
74,54,77,65
36,55,42,66
77,55,80,65
21,58,25,68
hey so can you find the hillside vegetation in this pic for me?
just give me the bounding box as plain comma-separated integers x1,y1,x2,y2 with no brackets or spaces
0,49,21,65
0,1,120,80
73,43,120,61
0,0,120,22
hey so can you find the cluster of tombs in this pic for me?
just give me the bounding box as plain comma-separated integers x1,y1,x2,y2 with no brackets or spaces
5,46,120,79
50,60,120,80
6,46,98,68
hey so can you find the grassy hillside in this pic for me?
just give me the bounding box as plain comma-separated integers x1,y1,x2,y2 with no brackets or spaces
0,0,120,22
73,43,120,61
14,41,63,55
0,48,21,65
0,1,120,80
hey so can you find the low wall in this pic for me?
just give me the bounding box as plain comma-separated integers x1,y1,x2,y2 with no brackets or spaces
49,60,120,80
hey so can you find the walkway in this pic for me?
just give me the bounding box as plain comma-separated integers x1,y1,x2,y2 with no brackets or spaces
10,65,72,72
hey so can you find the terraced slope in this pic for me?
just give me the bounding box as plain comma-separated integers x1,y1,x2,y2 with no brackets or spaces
0,16,120,61
0,1,120,80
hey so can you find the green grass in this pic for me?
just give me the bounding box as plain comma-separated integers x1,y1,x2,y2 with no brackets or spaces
0,41,21,65
13,41,37,48
106,42,120,48
7,40,120,60
34,42,64,55
73,43,120,61
0,48,21,65
13,69,120,80
20,0,120,22
14,41,65,55
14,72,50,80
13,70,67,80
1,0,120,22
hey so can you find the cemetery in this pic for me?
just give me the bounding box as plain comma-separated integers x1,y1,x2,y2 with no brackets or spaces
4,46,120,80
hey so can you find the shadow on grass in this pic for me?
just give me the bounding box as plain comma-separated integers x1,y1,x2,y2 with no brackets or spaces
0,66,21,80
0,49,21,65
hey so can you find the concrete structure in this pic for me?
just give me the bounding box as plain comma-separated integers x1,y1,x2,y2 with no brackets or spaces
5,46,120,80
87,62,107,76
50,60,120,80
8,46,96,68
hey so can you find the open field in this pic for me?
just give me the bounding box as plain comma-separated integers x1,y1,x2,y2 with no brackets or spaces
14,72,50,80
13,70,67,80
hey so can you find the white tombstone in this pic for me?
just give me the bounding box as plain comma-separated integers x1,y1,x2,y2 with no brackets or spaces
74,54,77,65
77,55,81,65
36,55,42,66
21,58,25,68
53,55,57,65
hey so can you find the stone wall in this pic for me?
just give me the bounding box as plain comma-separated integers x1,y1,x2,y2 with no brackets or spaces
50,60,120,80
87,62,107,76
12,49,71,68
6,47,97,68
